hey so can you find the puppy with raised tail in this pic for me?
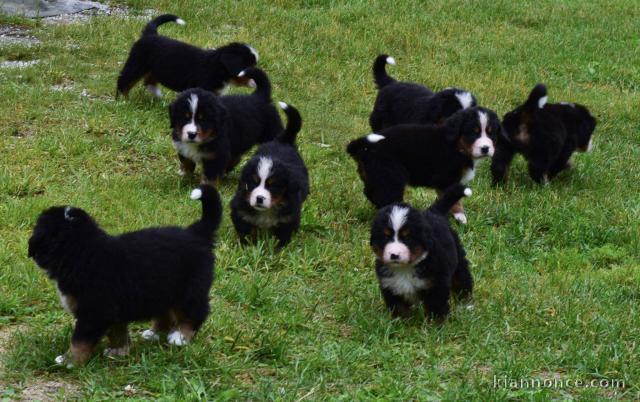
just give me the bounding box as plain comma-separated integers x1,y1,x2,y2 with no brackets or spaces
117,14,259,98
370,184,473,321
491,84,597,185
231,102,309,248
369,54,477,131
28,185,222,367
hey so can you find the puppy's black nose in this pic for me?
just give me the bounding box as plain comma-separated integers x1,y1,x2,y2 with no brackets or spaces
390,253,400,261
256,196,264,205
187,131,197,140
481,146,490,154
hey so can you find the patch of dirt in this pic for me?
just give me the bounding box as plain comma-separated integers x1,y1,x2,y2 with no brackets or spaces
0,25,40,47
0,324,26,372
41,6,156,25
18,380,80,401
0,60,40,69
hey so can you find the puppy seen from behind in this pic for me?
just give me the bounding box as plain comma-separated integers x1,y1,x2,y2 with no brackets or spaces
28,185,223,367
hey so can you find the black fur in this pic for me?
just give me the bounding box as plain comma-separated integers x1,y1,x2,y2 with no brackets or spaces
369,54,477,131
491,84,597,184
27,185,222,366
231,103,309,248
348,107,501,209
169,68,283,184
370,184,473,320
117,14,258,97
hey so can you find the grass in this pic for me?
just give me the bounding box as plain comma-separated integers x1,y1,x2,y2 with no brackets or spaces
1,0,639,399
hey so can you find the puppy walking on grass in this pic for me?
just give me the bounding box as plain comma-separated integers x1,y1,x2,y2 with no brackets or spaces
28,185,223,367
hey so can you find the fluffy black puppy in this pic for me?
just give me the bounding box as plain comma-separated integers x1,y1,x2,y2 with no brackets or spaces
231,102,309,248
348,106,500,224
28,185,222,367
117,14,258,98
369,54,477,131
169,67,283,184
370,184,473,321
491,84,597,184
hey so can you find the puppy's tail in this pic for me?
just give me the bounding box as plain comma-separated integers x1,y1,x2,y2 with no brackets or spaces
373,54,397,89
429,184,472,216
188,185,223,243
142,14,186,36
276,102,302,144
526,83,548,110
238,67,272,101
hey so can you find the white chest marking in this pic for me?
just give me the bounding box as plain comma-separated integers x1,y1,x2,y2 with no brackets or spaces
174,141,206,163
380,265,431,302
461,159,480,184
239,209,288,228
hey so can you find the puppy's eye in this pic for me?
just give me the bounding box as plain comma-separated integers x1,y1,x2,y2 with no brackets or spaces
185,112,191,118
266,178,274,186
400,228,410,238
487,126,492,133
197,113,203,119
383,228,392,237
252,175,260,183
474,127,480,133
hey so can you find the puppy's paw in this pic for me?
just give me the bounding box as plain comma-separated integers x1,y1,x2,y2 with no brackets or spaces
103,346,130,357
167,330,188,346
54,354,73,368
453,212,468,225
141,329,160,341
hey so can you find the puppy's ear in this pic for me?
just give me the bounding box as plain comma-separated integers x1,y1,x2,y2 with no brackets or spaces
220,53,245,77
444,110,463,142
168,101,177,129
420,218,434,251
213,100,230,133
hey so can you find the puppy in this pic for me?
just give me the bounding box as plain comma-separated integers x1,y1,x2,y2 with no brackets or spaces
370,184,473,321
169,67,283,184
231,102,309,248
117,14,258,98
28,185,222,367
348,106,500,223
491,84,597,184
369,54,477,131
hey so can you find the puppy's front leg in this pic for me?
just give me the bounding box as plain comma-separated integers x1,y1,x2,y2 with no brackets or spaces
422,285,451,324
491,141,516,185
178,154,196,177
231,208,256,245
56,320,108,367
380,288,412,319
201,153,230,186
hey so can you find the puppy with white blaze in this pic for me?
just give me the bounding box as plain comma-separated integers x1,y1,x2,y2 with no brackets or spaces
369,54,477,131
117,14,258,98
169,67,283,184
370,184,473,321
491,83,597,185
231,102,309,248
28,185,222,367
347,106,501,224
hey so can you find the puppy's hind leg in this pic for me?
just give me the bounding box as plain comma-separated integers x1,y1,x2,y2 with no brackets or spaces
143,75,163,99
104,323,131,357
116,49,148,97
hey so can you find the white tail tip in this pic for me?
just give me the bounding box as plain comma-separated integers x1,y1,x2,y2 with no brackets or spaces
176,18,186,25
247,79,257,88
366,133,385,143
538,96,548,109
237,70,246,77
278,101,288,110
463,188,472,197
190,188,203,200
386,56,396,65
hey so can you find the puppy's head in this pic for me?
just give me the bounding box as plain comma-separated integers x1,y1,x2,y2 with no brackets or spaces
216,42,259,84
573,105,597,153
446,106,500,159
28,206,98,277
426,88,477,123
169,89,227,143
239,156,294,211
370,204,430,266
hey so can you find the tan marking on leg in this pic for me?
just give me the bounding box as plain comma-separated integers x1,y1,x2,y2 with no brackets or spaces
70,341,95,366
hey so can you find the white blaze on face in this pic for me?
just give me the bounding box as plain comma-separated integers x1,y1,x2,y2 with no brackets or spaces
471,111,495,158
249,157,273,210
181,93,199,141
383,206,411,264
455,91,474,109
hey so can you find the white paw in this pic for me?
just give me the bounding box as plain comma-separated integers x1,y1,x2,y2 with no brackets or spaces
103,346,130,357
453,212,468,224
141,329,159,341
55,354,73,368
542,174,549,185
466,304,475,310
167,330,188,346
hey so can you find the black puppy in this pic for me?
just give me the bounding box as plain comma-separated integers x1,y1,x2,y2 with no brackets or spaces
348,106,500,224
491,84,597,184
169,67,283,185
369,54,477,131
28,185,222,367
231,102,309,248
370,184,473,321
117,14,258,98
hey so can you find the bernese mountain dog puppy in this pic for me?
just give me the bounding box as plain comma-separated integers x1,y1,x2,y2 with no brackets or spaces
230,102,309,248
117,14,259,98
169,67,283,185
491,84,597,185
347,106,500,224
28,185,222,367
370,184,473,321
369,54,477,131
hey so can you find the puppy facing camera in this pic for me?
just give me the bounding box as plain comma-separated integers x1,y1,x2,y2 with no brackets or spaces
28,185,222,367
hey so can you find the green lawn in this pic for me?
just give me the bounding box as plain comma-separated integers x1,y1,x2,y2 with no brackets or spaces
1,0,639,400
